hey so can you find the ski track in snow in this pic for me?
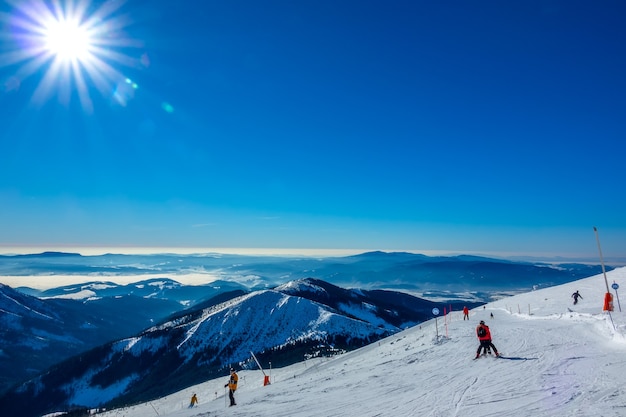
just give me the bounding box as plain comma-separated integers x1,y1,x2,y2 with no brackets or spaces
81,268,626,417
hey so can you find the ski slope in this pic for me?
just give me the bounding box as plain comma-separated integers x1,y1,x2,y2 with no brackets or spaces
90,267,626,417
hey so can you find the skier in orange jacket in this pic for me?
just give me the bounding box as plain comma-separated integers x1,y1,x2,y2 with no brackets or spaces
463,306,469,320
475,320,499,358
224,368,238,406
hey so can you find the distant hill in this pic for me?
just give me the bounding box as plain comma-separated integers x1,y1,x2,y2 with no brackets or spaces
9,251,83,258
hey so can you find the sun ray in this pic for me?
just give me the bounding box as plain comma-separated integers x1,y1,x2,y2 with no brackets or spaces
90,46,139,67
31,57,63,103
0,48,42,67
81,51,125,92
12,52,52,80
73,60,93,112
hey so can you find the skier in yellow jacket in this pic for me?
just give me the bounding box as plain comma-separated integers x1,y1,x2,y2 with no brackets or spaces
224,368,238,406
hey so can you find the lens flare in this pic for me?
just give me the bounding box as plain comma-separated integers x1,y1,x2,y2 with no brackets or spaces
1,0,144,112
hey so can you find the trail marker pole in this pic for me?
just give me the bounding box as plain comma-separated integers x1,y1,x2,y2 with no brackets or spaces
432,308,440,342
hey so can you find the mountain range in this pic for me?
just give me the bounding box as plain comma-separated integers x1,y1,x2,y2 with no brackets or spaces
1,251,610,295
0,278,476,417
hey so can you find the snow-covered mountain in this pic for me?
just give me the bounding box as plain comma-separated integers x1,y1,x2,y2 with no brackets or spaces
0,278,451,417
0,283,183,394
50,267,626,417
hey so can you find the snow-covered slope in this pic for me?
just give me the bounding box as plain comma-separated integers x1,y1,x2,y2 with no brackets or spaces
93,267,626,417
0,282,58,320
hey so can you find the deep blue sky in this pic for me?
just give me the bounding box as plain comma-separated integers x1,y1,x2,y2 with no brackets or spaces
0,0,625,259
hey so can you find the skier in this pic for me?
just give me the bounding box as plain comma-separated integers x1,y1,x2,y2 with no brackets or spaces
475,320,499,358
572,290,582,305
189,393,198,408
224,368,238,406
463,306,469,320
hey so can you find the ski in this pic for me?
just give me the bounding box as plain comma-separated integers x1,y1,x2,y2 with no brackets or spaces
473,353,503,360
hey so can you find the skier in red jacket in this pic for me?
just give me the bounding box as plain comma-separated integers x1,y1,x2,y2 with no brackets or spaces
463,306,469,320
475,320,500,358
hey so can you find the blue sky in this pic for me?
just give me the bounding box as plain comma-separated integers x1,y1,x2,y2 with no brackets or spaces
0,0,625,259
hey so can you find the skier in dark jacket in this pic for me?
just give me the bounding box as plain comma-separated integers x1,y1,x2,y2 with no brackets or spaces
475,320,500,358
572,291,582,305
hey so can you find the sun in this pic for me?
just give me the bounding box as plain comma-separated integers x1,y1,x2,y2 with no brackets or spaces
1,0,143,111
43,16,93,62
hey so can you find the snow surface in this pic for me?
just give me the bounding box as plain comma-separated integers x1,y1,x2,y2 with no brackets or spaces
42,289,97,300
69,268,626,416
275,280,326,295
